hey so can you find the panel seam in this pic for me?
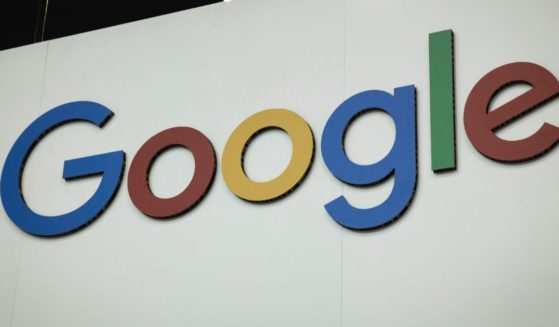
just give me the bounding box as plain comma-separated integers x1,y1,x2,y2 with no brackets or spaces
10,40,50,327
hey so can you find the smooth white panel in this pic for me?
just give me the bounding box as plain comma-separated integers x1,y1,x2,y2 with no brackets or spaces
343,0,559,326
7,1,345,326
0,0,557,326
0,43,48,327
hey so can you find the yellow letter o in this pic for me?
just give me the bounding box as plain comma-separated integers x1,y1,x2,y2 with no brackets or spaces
222,109,314,202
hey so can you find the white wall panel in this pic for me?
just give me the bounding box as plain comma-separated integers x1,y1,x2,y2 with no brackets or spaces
0,43,48,327
343,0,559,326
8,1,346,326
0,0,557,326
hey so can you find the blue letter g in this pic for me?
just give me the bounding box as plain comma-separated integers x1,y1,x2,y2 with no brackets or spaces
0,101,125,236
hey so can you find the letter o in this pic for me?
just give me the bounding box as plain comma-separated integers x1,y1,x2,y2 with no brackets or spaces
222,109,314,202
127,127,216,218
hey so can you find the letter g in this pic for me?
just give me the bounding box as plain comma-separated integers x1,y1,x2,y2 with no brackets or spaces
0,101,125,236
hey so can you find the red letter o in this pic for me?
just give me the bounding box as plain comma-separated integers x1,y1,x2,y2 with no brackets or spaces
128,127,216,218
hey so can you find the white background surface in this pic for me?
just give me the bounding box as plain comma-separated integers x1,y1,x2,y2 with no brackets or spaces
0,0,557,326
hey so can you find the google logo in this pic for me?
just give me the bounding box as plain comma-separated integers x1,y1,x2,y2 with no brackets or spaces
1,30,558,236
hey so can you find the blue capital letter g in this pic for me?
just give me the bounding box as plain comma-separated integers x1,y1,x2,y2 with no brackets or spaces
0,101,125,236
